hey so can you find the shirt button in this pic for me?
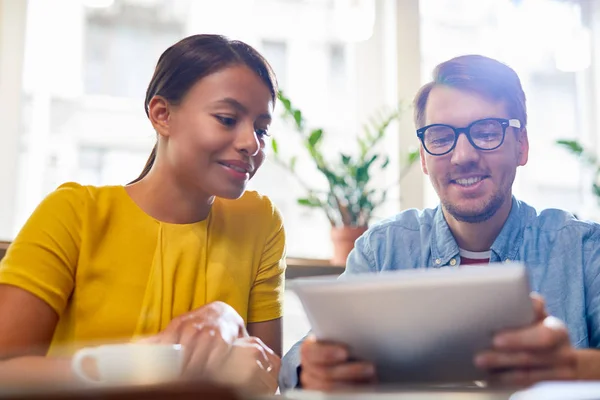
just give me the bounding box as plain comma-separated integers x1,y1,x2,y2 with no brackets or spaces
505,258,511,263
449,258,457,266
435,258,441,265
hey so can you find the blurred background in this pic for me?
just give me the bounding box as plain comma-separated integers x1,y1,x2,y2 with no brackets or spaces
1,0,599,351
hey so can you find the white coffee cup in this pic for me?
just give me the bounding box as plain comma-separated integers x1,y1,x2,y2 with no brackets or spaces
71,343,184,386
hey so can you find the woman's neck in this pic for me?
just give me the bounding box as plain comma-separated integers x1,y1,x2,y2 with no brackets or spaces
125,167,214,224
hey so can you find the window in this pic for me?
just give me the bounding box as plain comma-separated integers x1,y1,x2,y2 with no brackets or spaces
261,40,288,89
15,0,392,259
329,43,347,93
78,147,105,186
83,0,184,98
419,0,589,215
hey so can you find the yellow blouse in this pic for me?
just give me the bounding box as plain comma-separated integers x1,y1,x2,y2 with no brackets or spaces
0,183,286,355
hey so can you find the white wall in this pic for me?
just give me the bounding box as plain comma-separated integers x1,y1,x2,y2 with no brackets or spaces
0,0,28,240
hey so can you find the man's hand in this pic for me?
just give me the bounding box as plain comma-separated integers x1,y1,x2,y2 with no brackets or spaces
474,294,577,386
299,335,376,391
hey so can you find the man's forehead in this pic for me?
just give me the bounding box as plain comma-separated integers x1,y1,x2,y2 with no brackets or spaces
425,85,509,126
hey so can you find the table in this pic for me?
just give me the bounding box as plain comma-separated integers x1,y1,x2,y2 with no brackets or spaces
3,380,600,400
281,386,514,400
280,381,600,400
0,382,516,400
0,382,242,400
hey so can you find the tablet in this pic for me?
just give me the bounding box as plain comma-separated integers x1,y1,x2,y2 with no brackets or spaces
287,262,534,384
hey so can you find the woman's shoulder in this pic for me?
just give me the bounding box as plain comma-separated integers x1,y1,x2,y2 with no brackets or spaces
38,183,135,224
52,181,122,195
47,182,125,207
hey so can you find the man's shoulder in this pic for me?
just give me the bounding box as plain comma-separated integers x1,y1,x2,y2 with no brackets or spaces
518,199,600,241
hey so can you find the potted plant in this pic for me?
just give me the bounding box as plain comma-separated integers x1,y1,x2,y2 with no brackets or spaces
272,91,418,265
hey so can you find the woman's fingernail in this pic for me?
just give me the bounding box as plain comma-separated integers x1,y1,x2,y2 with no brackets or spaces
494,336,507,347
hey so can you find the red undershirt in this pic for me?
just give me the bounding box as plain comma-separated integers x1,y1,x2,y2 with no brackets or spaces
459,248,491,266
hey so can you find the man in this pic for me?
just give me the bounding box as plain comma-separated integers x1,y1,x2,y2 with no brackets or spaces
279,54,600,391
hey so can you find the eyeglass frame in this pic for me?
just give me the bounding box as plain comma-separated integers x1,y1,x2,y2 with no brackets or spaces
416,118,522,156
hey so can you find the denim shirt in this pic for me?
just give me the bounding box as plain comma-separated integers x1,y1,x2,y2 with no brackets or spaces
279,197,600,390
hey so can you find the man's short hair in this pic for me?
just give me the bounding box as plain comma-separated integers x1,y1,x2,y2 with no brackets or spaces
413,55,527,129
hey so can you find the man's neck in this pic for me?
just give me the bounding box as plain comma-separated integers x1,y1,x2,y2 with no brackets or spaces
443,197,513,252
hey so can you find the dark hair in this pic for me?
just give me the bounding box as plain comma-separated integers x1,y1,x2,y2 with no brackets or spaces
130,34,278,183
413,54,527,129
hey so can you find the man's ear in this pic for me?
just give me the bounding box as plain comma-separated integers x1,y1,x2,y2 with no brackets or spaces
517,128,529,166
420,145,429,175
148,96,171,138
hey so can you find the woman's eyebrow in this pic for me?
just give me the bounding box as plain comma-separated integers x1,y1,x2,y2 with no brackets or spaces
213,98,272,120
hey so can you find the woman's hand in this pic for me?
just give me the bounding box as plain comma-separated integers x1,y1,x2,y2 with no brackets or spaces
153,301,248,344
139,301,279,394
138,302,246,374
210,336,280,394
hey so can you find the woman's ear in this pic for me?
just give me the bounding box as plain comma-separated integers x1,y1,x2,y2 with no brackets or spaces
148,96,171,138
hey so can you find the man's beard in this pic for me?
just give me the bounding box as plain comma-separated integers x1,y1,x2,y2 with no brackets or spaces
442,190,506,224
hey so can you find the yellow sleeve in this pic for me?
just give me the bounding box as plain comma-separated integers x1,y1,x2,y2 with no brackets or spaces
247,199,287,323
0,183,84,316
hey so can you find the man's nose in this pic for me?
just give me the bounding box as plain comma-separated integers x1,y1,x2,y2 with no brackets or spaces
450,133,480,165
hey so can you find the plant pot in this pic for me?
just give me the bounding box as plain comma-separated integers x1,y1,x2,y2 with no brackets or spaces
330,226,368,266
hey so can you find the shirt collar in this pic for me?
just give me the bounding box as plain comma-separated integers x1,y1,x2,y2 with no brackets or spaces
431,196,526,265
490,196,527,262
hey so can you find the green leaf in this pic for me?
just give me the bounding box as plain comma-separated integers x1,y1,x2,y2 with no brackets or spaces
320,167,346,187
341,154,351,165
293,110,303,128
357,138,368,156
271,137,279,154
364,154,378,168
407,149,419,165
594,183,600,198
363,124,374,142
308,129,323,147
297,198,321,207
278,91,291,110
381,156,390,169
556,139,597,166
556,139,584,156
355,165,370,184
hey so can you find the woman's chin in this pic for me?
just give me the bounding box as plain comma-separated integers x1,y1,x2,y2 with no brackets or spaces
214,186,247,200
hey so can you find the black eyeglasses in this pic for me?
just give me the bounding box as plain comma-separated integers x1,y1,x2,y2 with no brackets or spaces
416,118,522,156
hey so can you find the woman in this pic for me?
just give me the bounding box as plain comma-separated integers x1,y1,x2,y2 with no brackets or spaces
0,34,284,393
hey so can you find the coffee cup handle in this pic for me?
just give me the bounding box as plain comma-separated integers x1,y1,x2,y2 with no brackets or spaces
71,347,101,384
